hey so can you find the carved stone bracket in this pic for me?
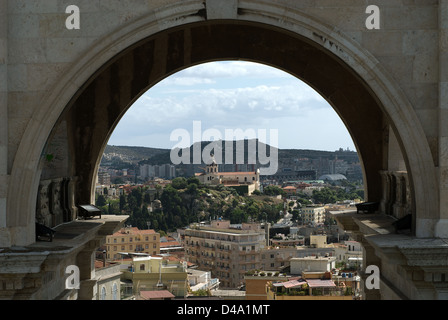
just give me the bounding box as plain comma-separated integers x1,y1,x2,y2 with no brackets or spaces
36,177,77,228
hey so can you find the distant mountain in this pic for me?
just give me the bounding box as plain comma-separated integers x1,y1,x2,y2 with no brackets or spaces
103,140,359,166
104,145,169,162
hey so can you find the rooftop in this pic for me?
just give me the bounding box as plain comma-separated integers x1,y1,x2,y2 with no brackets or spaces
111,227,158,237
139,290,175,300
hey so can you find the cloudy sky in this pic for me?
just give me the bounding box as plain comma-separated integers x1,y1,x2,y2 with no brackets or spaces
107,61,356,152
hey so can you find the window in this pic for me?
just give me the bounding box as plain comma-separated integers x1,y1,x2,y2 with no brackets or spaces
100,286,106,300
140,264,145,271
112,283,118,300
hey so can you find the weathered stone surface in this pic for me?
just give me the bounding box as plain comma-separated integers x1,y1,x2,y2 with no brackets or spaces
2,0,448,300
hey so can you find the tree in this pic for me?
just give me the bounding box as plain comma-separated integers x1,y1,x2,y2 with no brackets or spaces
119,194,126,213
263,185,285,197
96,194,107,207
143,192,151,205
172,177,188,190
187,176,200,186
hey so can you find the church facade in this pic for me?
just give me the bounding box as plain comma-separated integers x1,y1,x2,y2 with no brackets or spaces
196,160,260,195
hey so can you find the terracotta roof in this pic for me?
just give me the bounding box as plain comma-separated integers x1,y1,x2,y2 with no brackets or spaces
219,172,257,176
94,260,119,269
306,279,336,288
139,290,175,300
160,241,181,248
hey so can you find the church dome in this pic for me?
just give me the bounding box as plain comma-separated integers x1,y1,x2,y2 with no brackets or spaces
318,174,347,181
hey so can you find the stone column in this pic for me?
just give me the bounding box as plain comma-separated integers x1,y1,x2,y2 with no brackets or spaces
380,171,391,215
436,0,448,237
0,0,8,245
76,239,100,300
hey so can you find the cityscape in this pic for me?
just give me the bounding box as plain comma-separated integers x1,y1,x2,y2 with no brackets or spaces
93,142,366,300
3,1,447,308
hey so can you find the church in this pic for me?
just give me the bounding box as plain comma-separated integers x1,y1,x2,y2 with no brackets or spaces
196,157,260,195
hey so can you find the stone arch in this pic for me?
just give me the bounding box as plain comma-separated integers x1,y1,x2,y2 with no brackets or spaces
6,1,438,246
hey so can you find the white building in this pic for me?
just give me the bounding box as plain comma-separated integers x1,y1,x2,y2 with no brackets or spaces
334,240,363,268
140,164,176,179
301,205,326,225
187,269,220,292
290,256,336,275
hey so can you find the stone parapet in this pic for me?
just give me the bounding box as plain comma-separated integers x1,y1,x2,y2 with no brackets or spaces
332,210,448,300
0,215,128,300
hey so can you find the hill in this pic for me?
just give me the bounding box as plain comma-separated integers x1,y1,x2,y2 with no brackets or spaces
132,140,359,166
103,145,169,162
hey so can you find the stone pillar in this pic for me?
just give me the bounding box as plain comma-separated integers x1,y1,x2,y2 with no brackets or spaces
76,239,101,300
436,0,448,237
380,171,391,215
392,172,410,220
0,0,8,245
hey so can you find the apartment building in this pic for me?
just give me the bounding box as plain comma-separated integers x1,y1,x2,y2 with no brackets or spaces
301,205,326,225
106,226,160,260
121,256,188,298
183,220,266,289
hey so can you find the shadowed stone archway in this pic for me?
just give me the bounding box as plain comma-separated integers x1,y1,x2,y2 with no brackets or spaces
2,0,446,300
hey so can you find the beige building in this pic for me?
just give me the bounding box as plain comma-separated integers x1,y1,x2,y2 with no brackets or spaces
245,272,290,300
94,260,122,300
106,227,160,260
266,271,355,300
196,160,260,195
310,234,328,248
184,220,266,288
121,256,188,298
301,205,326,225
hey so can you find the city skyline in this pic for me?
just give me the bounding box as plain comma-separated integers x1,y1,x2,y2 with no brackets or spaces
108,61,356,152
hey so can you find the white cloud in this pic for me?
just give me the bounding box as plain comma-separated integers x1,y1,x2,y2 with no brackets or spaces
108,61,355,151
161,77,216,86
178,61,288,79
